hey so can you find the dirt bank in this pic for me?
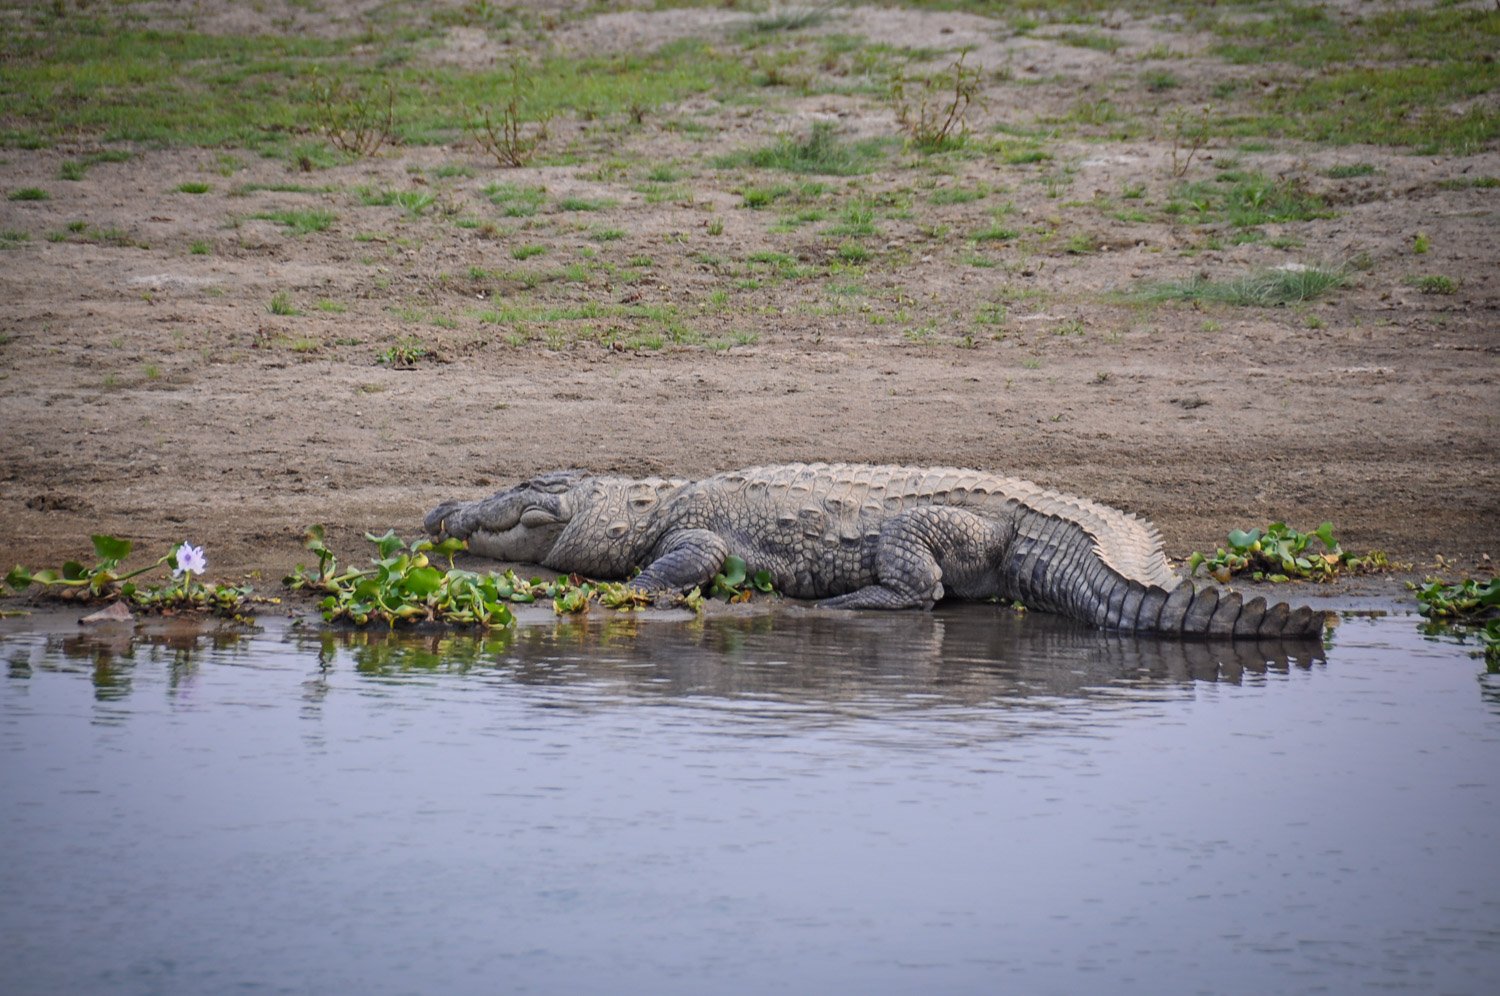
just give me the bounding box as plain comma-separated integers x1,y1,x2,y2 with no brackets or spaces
1,1,1495,598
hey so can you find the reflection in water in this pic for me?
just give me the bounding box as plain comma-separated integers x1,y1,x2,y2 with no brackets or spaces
0,610,1496,995
22,625,252,705
296,606,1328,706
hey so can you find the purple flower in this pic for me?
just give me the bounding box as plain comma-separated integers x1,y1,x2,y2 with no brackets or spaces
174,543,206,578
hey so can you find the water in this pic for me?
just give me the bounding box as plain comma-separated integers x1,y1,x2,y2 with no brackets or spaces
2,606,1497,995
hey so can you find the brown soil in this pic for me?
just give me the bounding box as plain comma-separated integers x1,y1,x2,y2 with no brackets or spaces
1,3,1496,599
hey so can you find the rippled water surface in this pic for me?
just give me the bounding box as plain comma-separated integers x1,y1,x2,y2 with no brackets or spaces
2,607,1498,995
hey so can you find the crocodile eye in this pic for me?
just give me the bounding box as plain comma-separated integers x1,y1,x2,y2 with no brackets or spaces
629,496,656,510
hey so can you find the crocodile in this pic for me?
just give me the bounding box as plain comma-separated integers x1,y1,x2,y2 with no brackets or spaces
424,463,1328,639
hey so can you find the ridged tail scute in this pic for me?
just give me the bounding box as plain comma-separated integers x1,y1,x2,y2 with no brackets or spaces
1007,507,1328,640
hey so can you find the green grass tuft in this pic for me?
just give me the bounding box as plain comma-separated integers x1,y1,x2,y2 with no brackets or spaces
717,122,886,176
253,208,336,235
1136,265,1346,307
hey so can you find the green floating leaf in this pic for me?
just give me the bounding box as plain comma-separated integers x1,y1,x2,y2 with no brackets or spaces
1226,529,1259,551
404,566,444,597
5,565,33,591
365,529,404,559
62,560,86,582
720,555,747,589
91,534,133,562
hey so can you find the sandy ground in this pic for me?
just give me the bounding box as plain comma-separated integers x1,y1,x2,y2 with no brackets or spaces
1,2,1496,607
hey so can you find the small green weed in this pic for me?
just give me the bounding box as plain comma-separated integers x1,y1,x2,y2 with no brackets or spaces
394,190,436,216
176,181,211,194
8,187,49,201
511,244,546,260
0,230,30,249
377,336,429,367
189,240,211,255
1413,274,1458,295
268,292,300,316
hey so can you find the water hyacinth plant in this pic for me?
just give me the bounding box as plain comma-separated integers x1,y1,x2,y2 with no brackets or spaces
283,527,775,628
4,536,255,617
1188,521,1391,583
1410,576,1499,670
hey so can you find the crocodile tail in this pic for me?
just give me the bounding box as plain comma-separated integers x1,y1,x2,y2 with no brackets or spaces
1124,580,1328,639
1007,507,1328,640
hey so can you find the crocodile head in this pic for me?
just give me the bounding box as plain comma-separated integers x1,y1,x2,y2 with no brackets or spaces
424,470,591,563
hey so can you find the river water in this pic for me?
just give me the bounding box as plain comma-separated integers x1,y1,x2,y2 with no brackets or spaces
2,606,1497,995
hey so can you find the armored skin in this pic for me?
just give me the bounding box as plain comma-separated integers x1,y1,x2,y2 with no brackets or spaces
425,463,1328,639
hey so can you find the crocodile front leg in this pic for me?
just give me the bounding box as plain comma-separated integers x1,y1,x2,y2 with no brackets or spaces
818,507,1014,610
630,529,730,593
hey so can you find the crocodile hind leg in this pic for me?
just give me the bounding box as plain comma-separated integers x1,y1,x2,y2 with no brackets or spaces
818,506,1013,610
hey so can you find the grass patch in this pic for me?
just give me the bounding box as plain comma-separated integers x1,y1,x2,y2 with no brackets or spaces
483,182,546,217
253,208,336,235
1209,5,1499,154
557,196,615,212
929,185,987,205
511,244,546,260
0,229,30,249
1413,275,1459,295
1323,163,1377,179
1135,265,1346,307
827,200,878,238
1165,172,1333,229
267,292,300,316
8,187,48,201
1436,176,1500,190
1,23,751,151
717,122,886,176
55,149,131,180
176,181,211,194
1054,30,1121,54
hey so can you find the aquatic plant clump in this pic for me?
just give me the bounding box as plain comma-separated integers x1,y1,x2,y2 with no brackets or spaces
4,535,256,617
1188,521,1392,583
1411,576,1499,670
282,528,773,628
